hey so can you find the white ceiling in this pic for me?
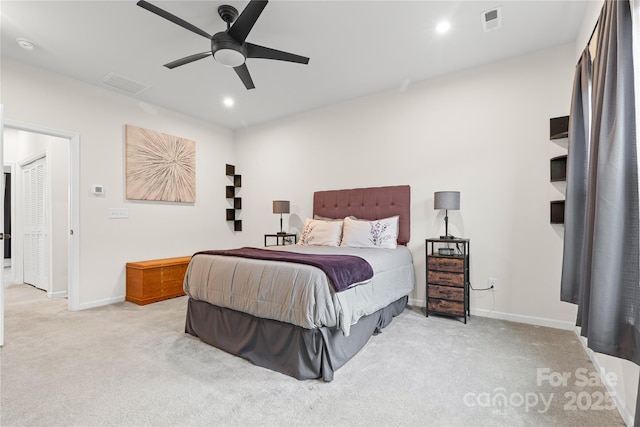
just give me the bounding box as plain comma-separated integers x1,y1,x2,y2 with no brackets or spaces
1,1,587,130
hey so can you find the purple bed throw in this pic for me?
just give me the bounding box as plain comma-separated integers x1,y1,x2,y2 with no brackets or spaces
194,247,374,292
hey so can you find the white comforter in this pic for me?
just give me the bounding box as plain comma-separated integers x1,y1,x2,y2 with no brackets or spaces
183,245,415,335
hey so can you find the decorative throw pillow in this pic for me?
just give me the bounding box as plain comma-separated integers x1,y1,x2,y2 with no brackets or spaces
340,216,399,249
298,218,344,246
313,214,342,221
313,214,357,221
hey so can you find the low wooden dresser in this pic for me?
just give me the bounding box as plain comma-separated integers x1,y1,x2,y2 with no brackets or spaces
425,238,470,323
126,256,191,305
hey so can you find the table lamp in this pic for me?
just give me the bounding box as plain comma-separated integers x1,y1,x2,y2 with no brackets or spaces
272,200,290,235
434,191,460,239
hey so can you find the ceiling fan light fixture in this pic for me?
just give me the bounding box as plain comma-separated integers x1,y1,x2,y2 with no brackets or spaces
214,48,246,67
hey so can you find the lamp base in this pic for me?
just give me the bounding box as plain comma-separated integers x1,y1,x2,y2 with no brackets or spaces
440,235,456,240
276,231,287,236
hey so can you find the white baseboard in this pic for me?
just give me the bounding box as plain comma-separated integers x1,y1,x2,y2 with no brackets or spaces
409,297,575,330
47,290,68,299
408,297,423,308
74,295,125,311
471,308,576,330
575,333,635,427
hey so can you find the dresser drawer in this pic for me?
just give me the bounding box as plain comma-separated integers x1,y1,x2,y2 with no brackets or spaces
425,239,470,322
428,284,464,301
428,298,465,317
428,270,464,287
428,255,464,273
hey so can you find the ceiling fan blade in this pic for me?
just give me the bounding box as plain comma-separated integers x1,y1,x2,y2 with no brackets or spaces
246,43,310,64
137,1,212,40
164,52,213,69
233,64,256,90
227,0,268,44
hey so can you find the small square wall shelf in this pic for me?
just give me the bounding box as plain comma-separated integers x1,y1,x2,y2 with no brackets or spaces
550,200,565,224
550,116,569,140
550,155,567,182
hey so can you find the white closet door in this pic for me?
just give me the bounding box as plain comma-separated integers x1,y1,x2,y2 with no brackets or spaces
22,157,48,291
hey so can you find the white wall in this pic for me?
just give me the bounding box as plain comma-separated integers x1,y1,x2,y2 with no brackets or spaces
4,127,48,161
1,58,237,307
235,42,579,328
48,134,69,297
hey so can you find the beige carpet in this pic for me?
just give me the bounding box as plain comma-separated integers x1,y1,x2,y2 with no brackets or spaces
0,283,626,426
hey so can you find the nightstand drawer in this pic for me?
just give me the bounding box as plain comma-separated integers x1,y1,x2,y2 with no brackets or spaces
428,284,464,301
428,299,465,316
428,256,464,273
428,270,464,287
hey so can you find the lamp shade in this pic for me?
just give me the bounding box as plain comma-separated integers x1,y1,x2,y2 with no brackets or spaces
272,200,290,214
434,191,460,210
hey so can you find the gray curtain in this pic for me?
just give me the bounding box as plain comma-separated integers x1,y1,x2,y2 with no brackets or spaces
560,47,591,304
561,0,640,366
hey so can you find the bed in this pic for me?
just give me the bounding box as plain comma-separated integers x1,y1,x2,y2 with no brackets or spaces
183,185,414,381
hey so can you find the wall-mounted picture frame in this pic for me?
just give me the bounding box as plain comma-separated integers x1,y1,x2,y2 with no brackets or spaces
125,124,196,203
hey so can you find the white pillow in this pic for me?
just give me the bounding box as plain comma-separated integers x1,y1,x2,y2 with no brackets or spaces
313,214,357,221
340,216,399,249
298,218,344,246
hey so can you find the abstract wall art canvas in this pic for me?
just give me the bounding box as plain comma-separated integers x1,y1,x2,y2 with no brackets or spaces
125,124,196,203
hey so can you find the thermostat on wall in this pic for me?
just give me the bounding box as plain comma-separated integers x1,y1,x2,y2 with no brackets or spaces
91,185,104,195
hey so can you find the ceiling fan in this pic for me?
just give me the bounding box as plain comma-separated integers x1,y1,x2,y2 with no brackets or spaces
137,0,310,90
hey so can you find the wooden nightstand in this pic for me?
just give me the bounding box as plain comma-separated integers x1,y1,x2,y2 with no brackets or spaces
425,238,470,323
126,256,191,305
264,234,297,246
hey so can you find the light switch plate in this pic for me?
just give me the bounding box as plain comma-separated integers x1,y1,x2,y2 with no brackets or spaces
109,208,129,219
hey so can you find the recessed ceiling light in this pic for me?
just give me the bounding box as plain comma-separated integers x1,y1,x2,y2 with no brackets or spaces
16,38,37,51
436,21,451,34
223,97,235,108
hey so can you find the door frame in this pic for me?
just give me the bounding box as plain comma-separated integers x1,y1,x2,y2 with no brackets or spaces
3,119,79,311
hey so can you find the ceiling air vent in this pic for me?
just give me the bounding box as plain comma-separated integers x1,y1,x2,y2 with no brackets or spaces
100,72,150,95
482,7,502,32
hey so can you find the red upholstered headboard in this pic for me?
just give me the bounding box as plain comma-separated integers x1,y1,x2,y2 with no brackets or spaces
313,185,411,245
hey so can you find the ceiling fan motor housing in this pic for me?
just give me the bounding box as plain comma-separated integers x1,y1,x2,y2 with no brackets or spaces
212,32,247,67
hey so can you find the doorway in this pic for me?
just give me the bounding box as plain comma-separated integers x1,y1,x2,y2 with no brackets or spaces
2,120,79,313
5,129,68,296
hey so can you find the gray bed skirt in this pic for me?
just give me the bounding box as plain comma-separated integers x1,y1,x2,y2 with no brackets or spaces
185,295,408,381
